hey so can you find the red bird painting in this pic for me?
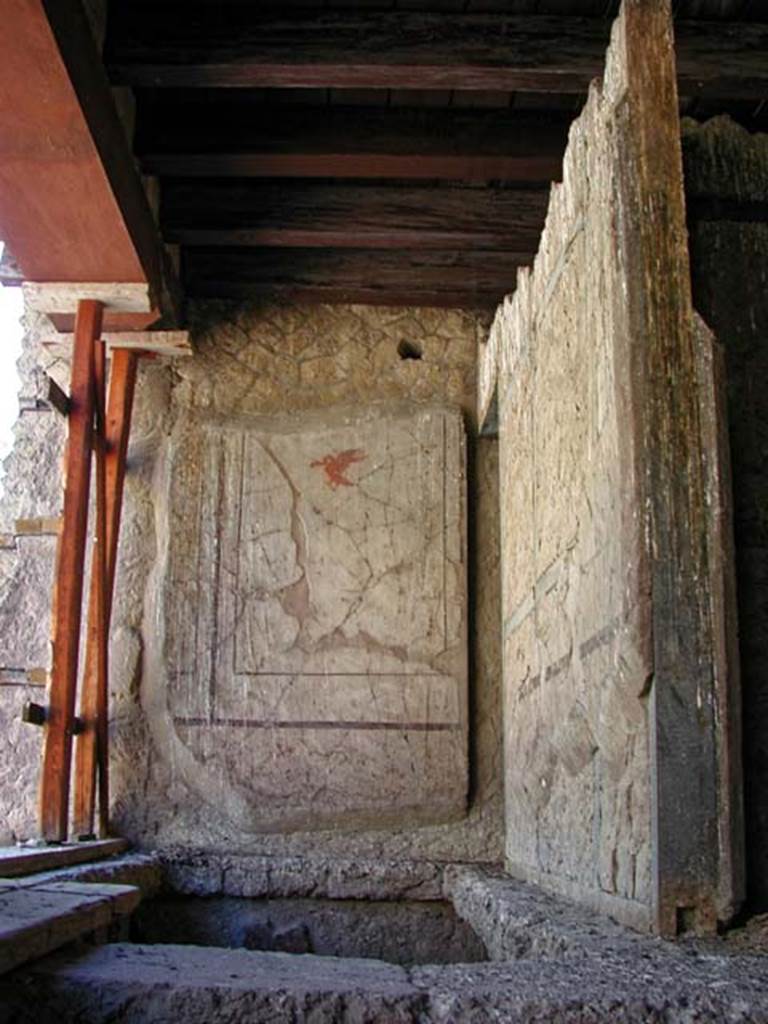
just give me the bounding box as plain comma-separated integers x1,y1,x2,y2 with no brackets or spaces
310,449,367,489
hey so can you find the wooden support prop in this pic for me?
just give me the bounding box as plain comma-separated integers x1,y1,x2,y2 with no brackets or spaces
73,348,139,839
14,517,62,536
39,299,101,842
43,329,191,358
93,342,108,839
72,339,108,840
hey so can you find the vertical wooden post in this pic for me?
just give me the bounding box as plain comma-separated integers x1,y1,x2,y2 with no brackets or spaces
73,348,139,838
94,342,109,839
39,299,102,842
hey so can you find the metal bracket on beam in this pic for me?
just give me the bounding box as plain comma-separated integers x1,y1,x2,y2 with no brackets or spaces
22,701,47,726
23,701,85,734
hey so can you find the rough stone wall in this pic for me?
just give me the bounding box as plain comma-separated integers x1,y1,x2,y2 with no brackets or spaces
683,116,768,909
0,310,67,842
482,1,737,934
0,302,503,869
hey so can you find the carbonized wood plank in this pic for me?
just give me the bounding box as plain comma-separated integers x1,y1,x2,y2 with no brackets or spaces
617,0,723,935
183,246,525,308
144,151,563,183
161,182,549,250
136,104,569,183
107,11,768,99
107,12,610,91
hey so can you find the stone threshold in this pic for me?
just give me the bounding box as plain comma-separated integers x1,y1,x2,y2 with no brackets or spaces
0,843,156,978
0,876,140,975
0,859,766,1020
1,940,766,1022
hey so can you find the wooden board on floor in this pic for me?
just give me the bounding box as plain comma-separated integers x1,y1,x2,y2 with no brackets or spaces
0,839,128,878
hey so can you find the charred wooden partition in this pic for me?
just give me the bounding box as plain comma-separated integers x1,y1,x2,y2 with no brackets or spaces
480,0,744,935
684,117,768,910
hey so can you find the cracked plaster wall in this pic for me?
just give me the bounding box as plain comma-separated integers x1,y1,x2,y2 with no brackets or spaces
0,301,503,869
153,401,469,833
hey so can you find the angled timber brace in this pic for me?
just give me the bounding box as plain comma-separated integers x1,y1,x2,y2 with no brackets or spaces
72,345,139,840
29,295,190,843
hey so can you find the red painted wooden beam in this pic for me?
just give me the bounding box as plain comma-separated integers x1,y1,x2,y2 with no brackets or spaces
73,348,139,840
39,299,101,842
0,0,177,329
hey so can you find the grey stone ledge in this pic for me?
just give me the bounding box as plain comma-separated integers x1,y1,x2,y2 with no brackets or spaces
0,942,766,1023
445,864,652,961
161,850,449,901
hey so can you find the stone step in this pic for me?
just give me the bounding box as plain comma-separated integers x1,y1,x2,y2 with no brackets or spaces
1,941,767,1022
0,878,140,975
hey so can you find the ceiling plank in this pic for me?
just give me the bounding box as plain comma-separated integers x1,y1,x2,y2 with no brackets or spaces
107,12,610,92
145,153,560,181
107,11,768,100
161,182,548,250
137,104,568,183
183,246,525,309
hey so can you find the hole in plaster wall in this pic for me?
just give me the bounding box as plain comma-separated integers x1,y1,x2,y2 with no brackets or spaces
397,339,423,361
676,906,698,935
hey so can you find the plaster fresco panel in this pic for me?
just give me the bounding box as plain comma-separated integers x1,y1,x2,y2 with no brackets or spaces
156,404,468,831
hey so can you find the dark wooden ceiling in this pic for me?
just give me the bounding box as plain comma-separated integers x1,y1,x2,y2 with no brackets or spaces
104,0,768,310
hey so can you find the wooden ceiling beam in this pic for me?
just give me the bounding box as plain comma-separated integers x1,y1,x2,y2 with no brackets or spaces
136,105,569,183
161,182,549,250
107,11,768,100
183,246,526,310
